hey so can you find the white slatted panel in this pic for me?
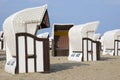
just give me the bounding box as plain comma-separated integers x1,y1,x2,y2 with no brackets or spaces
118,42,120,48
88,40,92,51
88,40,92,61
83,40,87,61
118,41,120,56
27,37,34,55
118,51,120,56
18,36,26,73
0,41,1,49
36,41,44,72
115,41,118,56
28,59,34,72
27,37,34,72
88,53,92,61
93,43,97,61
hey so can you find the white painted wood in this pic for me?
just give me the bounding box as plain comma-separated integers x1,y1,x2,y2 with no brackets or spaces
18,36,26,73
83,40,87,61
88,41,92,51
36,41,44,72
118,51,120,56
118,42,120,55
88,40,92,61
88,53,92,61
93,43,97,61
27,37,34,72
27,37,34,55
28,59,34,72
115,41,118,56
0,41,1,49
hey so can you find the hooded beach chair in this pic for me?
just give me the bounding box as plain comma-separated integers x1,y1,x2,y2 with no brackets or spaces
68,21,101,62
3,4,50,74
102,29,120,56
51,23,74,56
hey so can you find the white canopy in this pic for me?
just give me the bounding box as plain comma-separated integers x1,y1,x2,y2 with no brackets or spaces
102,29,120,49
3,4,48,57
69,21,99,51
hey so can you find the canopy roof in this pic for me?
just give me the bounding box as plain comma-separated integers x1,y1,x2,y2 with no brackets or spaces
3,4,50,56
69,21,99,51
103,29,120,49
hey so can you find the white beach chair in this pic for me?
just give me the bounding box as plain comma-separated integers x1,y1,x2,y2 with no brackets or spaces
102,29,120,56
3,4,50,74
68,21,100,62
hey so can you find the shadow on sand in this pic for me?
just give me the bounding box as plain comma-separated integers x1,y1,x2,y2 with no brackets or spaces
0,56,6,61
99,56,117,61
50,62,89,72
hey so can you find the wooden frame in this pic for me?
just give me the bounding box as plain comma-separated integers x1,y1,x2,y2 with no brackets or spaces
69,37,101,62
82,38,101,61
0,39,3,50
0,32,4,50
114,40,120,56
15,33,50,74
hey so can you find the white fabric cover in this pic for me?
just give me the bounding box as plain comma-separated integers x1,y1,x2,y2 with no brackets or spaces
93,33,101,41
37,32,49,38
68,21,99,61
102,29,120,55
3,5,47,59
102,29,120,49
69,21,99,52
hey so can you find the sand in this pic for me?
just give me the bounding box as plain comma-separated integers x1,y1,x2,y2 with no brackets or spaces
0,52,120,80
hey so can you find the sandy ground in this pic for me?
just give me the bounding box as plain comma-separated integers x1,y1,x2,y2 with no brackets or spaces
0,52,120,80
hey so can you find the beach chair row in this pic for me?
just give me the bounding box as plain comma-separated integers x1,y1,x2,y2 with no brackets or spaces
1,4,120,74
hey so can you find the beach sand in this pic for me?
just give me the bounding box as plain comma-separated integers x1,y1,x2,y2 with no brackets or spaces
0,51,120,80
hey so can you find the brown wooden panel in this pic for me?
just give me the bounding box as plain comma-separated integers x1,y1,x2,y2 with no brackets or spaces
52,24,74,56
